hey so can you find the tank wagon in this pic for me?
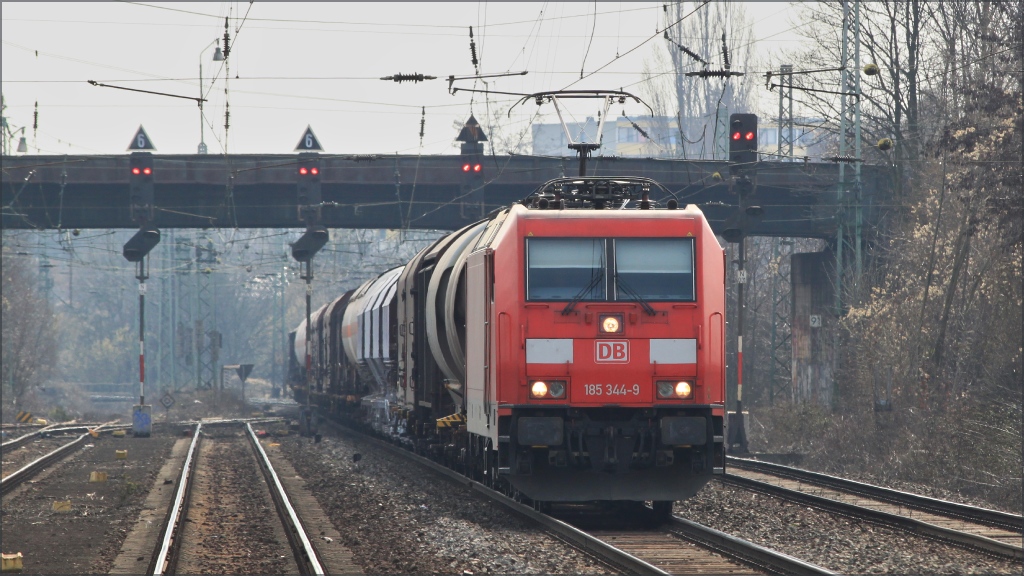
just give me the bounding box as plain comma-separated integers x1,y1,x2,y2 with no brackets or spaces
289,176,726,511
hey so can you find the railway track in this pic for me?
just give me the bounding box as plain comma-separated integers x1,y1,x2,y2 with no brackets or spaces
326,423,834,575
150,422,324,575
1,423,128,495
585,513,839,575
725,457,1023,560
1,422,114,451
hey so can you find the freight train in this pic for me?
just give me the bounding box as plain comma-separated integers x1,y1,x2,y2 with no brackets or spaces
288,176,726,514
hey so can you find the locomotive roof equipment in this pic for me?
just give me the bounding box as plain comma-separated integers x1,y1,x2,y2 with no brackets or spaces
522,176,680,211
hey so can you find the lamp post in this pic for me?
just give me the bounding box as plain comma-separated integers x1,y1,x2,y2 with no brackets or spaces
198,40,224,154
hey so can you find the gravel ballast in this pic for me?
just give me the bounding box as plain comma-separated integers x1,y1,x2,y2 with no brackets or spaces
0,432,178,574
674,481,1022,574
278,429,617,574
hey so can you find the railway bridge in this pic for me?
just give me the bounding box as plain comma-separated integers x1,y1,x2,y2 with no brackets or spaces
1,153,889,238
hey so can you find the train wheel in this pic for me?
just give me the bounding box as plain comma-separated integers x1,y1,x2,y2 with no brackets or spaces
649,501,674,524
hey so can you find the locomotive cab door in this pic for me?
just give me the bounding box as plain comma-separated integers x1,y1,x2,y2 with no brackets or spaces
465,248,495,441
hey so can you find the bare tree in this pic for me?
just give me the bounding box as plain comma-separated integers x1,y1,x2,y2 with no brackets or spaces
1,244,58,409
779,0,930,199
656,1,760,158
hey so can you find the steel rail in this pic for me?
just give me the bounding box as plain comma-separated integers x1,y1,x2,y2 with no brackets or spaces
2,423,62,451
471,484,668,575
1,432,89,496
667,515,837,575
721,473,1023,561
245,423,325,575
324,424,665,574
327,423,829,576
728,457,1024,533
1,424,130,495
150,423,203,576
180,417,285,428
2,423,125,450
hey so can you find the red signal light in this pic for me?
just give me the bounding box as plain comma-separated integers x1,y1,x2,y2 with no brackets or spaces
299,166,309,175
310,167,319,175
142,167,152,175
132,167,141,175
462,163,471,172
473,163,482,172
731,132,741,141
745,131,755,141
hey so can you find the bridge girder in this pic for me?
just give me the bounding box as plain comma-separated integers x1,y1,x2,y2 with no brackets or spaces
1,154,890,237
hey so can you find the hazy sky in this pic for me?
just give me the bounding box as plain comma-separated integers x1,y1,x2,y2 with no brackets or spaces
2,2,807,156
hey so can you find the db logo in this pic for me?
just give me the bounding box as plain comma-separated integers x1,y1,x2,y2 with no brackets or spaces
596,341,629,363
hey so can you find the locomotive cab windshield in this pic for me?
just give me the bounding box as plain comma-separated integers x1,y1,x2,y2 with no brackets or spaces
527,237,695,303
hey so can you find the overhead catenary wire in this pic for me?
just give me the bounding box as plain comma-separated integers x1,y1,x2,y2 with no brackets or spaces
117,1,660,29
11,3,1009,164
580,1,597,79
561,1,710,91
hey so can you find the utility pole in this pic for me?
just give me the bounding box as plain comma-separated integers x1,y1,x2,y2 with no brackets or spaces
768,239,794,404
157,234,175,394
173,232,195,392
837,0,864,313
834,0,863,406
195,238,218,389
777,64,795,161
278,268,287,397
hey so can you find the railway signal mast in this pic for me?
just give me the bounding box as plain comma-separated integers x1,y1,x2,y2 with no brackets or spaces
726,113,759,454
292,126,329,437
123,127,160,437
456,115,487,219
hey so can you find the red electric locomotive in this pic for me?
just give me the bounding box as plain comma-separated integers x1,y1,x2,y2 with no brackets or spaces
289,176,726,511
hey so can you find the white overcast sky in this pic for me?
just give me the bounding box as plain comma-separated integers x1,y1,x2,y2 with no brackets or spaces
2,2,808,156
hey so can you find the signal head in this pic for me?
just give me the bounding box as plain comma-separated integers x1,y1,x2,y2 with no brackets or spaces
728,113,759,169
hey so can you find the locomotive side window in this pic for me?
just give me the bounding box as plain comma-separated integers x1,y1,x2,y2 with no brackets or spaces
527,238,606,300
614,238,695,301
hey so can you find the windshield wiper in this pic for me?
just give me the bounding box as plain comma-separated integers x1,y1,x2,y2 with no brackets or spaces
561,270,604,315
615,274,656,316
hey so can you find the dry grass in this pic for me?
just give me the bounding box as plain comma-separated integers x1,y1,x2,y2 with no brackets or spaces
749,399,1023,513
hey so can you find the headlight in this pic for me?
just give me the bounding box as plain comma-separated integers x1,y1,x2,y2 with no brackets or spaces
530,380,567,399
675,381,692,398
599,314,623,334
657,381,674,398
531,381,548,398
548,381,566,398
657,380,694,399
